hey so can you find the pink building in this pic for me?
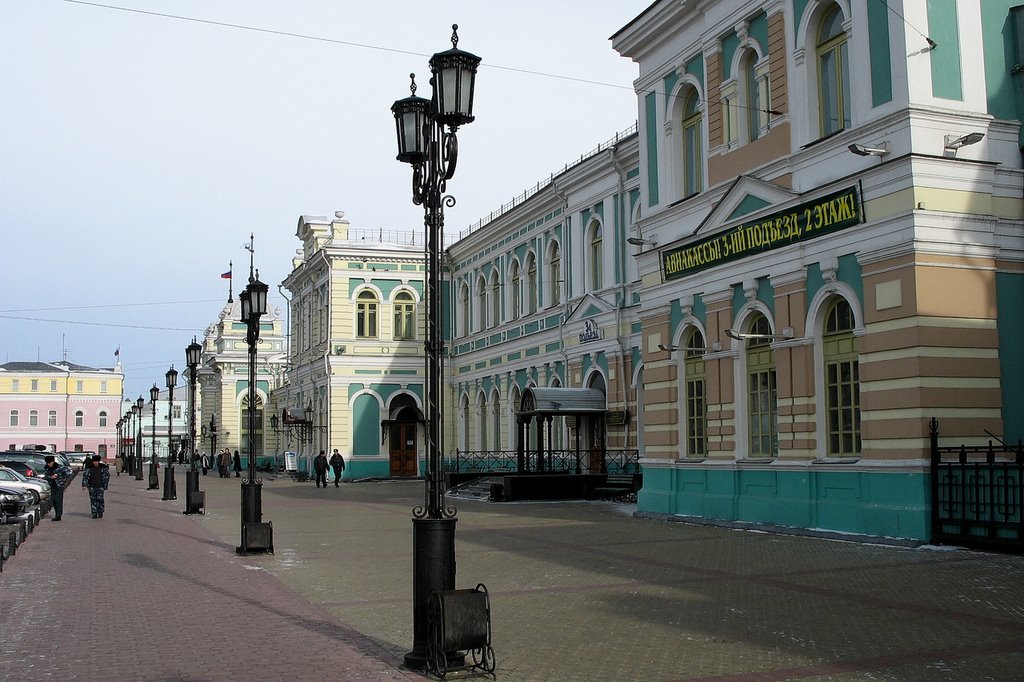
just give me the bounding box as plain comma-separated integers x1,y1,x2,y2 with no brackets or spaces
0,361,124,458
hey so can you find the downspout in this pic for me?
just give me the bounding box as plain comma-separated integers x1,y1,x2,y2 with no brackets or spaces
317,248,332,464
277,283,293,462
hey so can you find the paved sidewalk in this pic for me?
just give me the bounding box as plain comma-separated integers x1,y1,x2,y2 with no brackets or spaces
0,471,420,681
5,468,1024,681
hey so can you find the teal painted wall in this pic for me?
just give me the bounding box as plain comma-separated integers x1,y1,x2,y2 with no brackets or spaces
685,53,705,90
352,394,380,456
727,195,772,221
997,272,1024,441
749,12,769,56
867,0,893,106
927,0,964,100
721,31,740,80
645,92,659,206
981,1,1023,130
637,466,930,540
793,0,811,43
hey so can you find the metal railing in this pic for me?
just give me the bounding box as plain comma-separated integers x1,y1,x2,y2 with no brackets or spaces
447,449,640,475
930,418,1024,551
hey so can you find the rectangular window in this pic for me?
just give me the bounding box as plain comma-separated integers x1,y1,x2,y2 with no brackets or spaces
29,411,38,426
48,410,57,427
76,380,84,393
100,380,108,393
685,378,706,457
173,405,182,419
50,380,58,391
31,379,38,391
826,359,861,455
748,369,778,456
11,380,19,391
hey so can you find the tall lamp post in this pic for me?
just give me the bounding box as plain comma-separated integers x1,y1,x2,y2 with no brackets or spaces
209,413,218,462
163,366,178,501
184,338,205,514
148,386,160,489
237,242,273,555
134,397,144,481
390,24,480,669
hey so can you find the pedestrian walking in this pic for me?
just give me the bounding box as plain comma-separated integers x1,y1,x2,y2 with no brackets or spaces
81,454,110,519
313,450,329,489
42,455,72,521
200,452,210,476
219,449,231,478
113,453,123,476
232,450,242,478
329,449,345,487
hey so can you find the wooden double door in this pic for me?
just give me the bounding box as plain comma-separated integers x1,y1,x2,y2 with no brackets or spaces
389,421,418,477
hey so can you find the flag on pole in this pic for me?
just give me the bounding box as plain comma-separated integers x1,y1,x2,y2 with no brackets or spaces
221,270,232,279
114,347,120,357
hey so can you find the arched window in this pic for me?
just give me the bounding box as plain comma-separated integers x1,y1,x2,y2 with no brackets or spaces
29,410,39,427
241,394,264,456
548,241,561,306
477,275,487,331
588,222,603,291
681,90,703,197
526,252,538,314
394,291,416,340
459,282,470,337
477,392,488,450
491,390,501,451
9,410,18,427
817,4,850,137
98,410,108,427
684,329,707,458
460,394,471,451
75,410,84,427
48,410,57,427
510,261,522,320
490,271,501,327
743,50,770,142
823,297,861,456
356,290,378,338
746,314,778,457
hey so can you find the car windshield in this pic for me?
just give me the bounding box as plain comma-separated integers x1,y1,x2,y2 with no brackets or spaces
0,467,30,482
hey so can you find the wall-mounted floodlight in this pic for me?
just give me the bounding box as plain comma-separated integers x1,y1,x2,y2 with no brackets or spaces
627,236,657,247
657,342,721,354
848,142,889,157
943,132,985,157
725,327,794,342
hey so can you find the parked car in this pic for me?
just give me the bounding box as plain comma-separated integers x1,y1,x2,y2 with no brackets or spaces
0,485,32,520
59,451,94,470
0,455,47,478
0,466,50,504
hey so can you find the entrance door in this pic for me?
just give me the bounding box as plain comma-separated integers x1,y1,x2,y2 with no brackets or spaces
389,422,418,477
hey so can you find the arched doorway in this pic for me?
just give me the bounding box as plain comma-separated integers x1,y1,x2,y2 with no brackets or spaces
387,394,421,477
586,373,608,473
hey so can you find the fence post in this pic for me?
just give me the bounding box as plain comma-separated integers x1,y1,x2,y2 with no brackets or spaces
929,417,939,543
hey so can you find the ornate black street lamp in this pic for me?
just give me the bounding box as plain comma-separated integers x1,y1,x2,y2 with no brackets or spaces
148,386,160,490
391,24,480,669
237,237,273,555
208,413,218,460
163,366,178,501
134,397,144,481
184,338,204,514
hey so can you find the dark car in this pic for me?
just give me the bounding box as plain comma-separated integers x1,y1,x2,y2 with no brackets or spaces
0,455,48,478
0,485,32,520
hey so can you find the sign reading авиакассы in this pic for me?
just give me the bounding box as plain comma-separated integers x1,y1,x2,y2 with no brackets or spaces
661,186,862,280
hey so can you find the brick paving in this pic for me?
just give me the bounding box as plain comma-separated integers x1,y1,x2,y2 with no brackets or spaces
4,469,1024,681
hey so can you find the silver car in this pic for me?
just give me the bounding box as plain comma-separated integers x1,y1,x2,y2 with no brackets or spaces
0,466,50,505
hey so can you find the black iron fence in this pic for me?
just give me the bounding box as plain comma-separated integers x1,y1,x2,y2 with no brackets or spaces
448,449,640,475
930,418,1024,551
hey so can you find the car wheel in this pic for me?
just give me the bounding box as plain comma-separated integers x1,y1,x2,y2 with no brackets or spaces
30,489,40,505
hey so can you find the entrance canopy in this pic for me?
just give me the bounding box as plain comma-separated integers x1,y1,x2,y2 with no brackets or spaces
519,387,606,417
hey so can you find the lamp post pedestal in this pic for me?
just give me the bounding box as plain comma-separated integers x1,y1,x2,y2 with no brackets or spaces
236,480,273,554
161,462,176,500
403,517,463,669
148,459,159,489
183,470,203,514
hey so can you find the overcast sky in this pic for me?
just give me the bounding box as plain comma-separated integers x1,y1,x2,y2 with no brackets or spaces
1,0,647,399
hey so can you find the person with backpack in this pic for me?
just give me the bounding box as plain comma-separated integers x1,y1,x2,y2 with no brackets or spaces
329,449,345,487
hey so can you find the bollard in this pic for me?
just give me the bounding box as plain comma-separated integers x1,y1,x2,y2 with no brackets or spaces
8,530,16,554
34,508,41,525
26,515,33,534
19,519,28,541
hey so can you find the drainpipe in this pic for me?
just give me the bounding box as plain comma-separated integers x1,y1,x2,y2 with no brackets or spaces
610,149,632,450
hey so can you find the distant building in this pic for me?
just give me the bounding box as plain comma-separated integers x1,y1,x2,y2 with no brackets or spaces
281,213,426,477
0,360,124,457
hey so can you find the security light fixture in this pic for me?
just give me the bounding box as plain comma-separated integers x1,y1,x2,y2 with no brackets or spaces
628,236,657,247
943,132,985,157
725,327,794,341
848,142,889,157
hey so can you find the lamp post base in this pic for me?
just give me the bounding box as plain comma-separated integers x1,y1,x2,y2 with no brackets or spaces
404,516,464,670
183,470,204,514
161,464,177,500
147,461,159,489
236,481,273,554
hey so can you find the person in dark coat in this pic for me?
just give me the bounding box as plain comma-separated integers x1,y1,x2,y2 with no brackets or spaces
313,450,329,489
81,455,110,519
232,450,242,478
42,455,72,521
329,449,345,487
